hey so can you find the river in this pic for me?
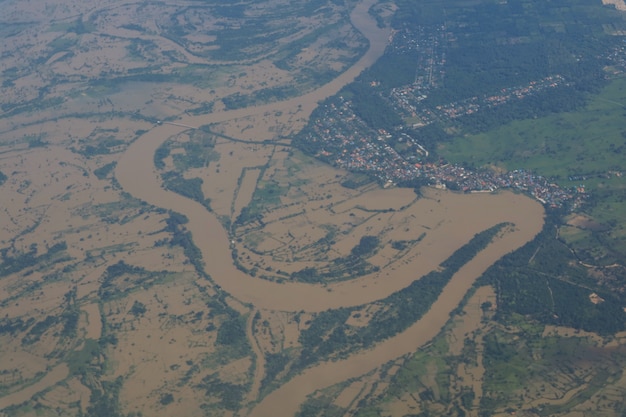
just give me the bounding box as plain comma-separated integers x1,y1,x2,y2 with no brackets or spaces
115,0,545,415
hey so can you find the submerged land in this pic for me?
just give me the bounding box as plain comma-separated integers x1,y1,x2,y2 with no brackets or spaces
0,0,626,416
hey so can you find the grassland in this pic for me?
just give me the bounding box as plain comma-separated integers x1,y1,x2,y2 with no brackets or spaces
441,77,626,182
440,76,626,263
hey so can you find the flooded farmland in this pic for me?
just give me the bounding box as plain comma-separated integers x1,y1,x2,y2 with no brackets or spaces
0,0,548,415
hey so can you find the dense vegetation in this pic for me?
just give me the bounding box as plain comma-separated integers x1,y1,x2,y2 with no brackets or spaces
98,260,152,301
162,171,212,211
311,0,625,142
206,293,252,361
342,82,403,132
456,0,615,126
394,0,621,97
288,235,382,284
223,86,299,110
154,133,217,211
0,241,69,278
479,213,626,335
85,377,136,417
197,373,248,411
93,162,116,180
81,138,124,157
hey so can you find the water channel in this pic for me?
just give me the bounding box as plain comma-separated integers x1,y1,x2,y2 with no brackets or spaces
115,1,545,414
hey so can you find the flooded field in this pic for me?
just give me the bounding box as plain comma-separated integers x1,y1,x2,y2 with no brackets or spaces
0,0,552,415
248,220,541,417
118,129,545,310
0,364,69,410
113,1,545,411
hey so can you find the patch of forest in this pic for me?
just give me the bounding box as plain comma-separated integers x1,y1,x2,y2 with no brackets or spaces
479,212,626,335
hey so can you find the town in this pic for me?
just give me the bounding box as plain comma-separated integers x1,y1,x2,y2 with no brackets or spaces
295,26,609,210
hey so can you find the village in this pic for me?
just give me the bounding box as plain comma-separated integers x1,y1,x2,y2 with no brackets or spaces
296,27,600,209
302,96,583,208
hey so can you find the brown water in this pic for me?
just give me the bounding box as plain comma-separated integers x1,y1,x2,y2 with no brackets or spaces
118,135,544,312
115,0,546,414
0,364,69,410
249,202,543,417
115,0,396,313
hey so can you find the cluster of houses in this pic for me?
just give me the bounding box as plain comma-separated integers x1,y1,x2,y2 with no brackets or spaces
390,75,568,125
303,95,585,209
297,26,611,209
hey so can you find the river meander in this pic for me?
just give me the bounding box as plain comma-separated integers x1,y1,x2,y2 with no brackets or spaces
115,0,545,415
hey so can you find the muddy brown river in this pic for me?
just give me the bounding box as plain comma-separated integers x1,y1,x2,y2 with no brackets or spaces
115,0,545,415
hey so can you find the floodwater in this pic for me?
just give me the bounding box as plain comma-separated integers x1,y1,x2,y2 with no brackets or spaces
249,205,542,417
115,0,546,415
118,137,544,312
82,303,102,340
115,0,396,313
0,363,69,410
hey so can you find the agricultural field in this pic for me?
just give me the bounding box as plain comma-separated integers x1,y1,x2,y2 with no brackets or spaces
439,78,626,186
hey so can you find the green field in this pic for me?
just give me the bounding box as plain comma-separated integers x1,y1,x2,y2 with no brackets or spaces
441,77,626,183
